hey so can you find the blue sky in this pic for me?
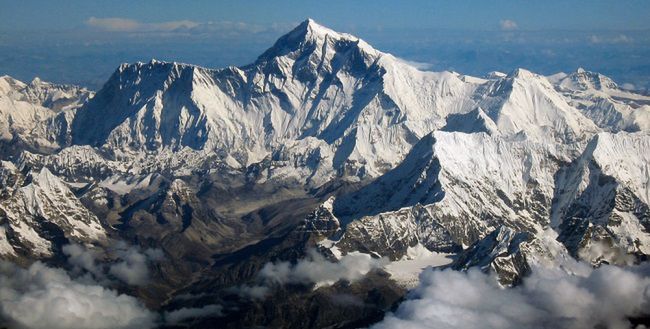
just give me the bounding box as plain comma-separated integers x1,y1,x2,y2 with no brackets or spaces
1,1,649,89
2,0,650,31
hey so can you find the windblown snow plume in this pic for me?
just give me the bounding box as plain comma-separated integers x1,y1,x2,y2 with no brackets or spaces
372,264,650,329
0,261,156,329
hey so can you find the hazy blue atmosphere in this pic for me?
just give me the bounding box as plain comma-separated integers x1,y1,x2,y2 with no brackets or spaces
1,0,649,90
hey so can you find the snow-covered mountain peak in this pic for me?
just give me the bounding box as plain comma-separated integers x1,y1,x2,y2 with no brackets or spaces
70,59,219,151
508,68,538,80
559,68,619,92
0,75,26,95
66,20,484,179
473,66,600,142
0,74,92,112
550,68,650,132
255,18,380,67
300,18,342,39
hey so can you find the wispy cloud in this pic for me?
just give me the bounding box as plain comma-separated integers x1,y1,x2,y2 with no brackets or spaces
500,19,519,31
588,33,633,44
396,58,435,71
85,17,198,32
258,249,385,288
235,249,386,300
63,242,163,286
84,17,293,36
163,304,224,325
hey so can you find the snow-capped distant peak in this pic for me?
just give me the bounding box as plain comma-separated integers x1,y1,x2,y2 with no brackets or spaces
559,67,619,91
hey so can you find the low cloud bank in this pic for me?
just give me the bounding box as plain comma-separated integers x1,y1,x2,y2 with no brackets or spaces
163,304,224,325
86,17,198,32
372,263,650,329
236,250,386,299
500,19,519,31
0,261,156,329
84,17,294,36
260,250,385,287
63,242,163,286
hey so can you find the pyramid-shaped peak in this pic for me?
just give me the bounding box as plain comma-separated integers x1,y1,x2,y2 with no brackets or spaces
302,18,326,31
256,18,379,63
508,68,537,79
295,18,347,39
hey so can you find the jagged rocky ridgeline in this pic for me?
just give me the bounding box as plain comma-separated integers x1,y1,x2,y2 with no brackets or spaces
1,19,649,298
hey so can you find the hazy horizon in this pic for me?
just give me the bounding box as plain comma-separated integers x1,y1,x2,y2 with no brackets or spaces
1,1,649,90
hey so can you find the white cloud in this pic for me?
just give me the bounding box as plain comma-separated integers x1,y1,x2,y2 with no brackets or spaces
63,243,104,278
235,250,386,300
622,83,636,90
0,261,156,329
396,58,435,71
588,34,633,44
63,242,163,286
108,242,163,285
164,304,223,324
259,249,386,287
85,17,198,32
372,264,650,329
589,34,602,44
235,284,270,299
86,17,141,32
500,19,518,31
84,17,290,36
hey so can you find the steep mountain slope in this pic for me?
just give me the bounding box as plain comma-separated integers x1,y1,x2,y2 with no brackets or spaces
552,132,650,264
0,166,106,258
69,19,481,183
451,226,572,285
331,131,576,258
328,131,650,267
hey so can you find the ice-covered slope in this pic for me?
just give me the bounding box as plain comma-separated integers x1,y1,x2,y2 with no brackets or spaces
332,131,575,258
70,19,481,182
551,68,650,132
330,131,650,264
0,167,106,257
552,132,650,264
37,20,650,189
451,226,572,286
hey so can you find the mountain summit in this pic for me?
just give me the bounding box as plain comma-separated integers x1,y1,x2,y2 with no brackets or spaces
68,19,480,181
